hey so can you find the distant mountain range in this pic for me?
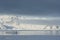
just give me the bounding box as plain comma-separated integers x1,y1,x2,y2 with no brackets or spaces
0,15,60,30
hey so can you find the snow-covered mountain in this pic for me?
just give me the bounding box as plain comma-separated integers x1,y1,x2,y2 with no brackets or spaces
0,15,60,30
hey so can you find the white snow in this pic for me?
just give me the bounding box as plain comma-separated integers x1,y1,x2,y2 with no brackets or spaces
0,15,59,30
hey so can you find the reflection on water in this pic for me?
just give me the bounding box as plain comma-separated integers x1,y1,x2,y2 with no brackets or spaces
0,30,60,35
18,30,60,35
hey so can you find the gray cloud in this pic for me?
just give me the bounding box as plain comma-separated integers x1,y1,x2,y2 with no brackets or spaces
0,0,60,17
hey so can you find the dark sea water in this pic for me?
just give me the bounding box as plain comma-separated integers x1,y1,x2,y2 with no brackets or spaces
0,35,60,40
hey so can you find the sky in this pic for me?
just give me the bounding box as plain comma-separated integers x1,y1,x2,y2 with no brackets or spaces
0,0,60,25
0,0,60,17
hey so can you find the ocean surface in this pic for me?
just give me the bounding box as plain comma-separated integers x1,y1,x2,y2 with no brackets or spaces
0,35,60,40
0,30,60,40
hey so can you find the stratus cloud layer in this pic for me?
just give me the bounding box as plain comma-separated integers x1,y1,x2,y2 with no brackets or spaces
0,15,60,20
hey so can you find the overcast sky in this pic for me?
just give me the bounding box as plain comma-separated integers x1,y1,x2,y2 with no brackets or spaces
0,0,60,17
0,0,60,25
